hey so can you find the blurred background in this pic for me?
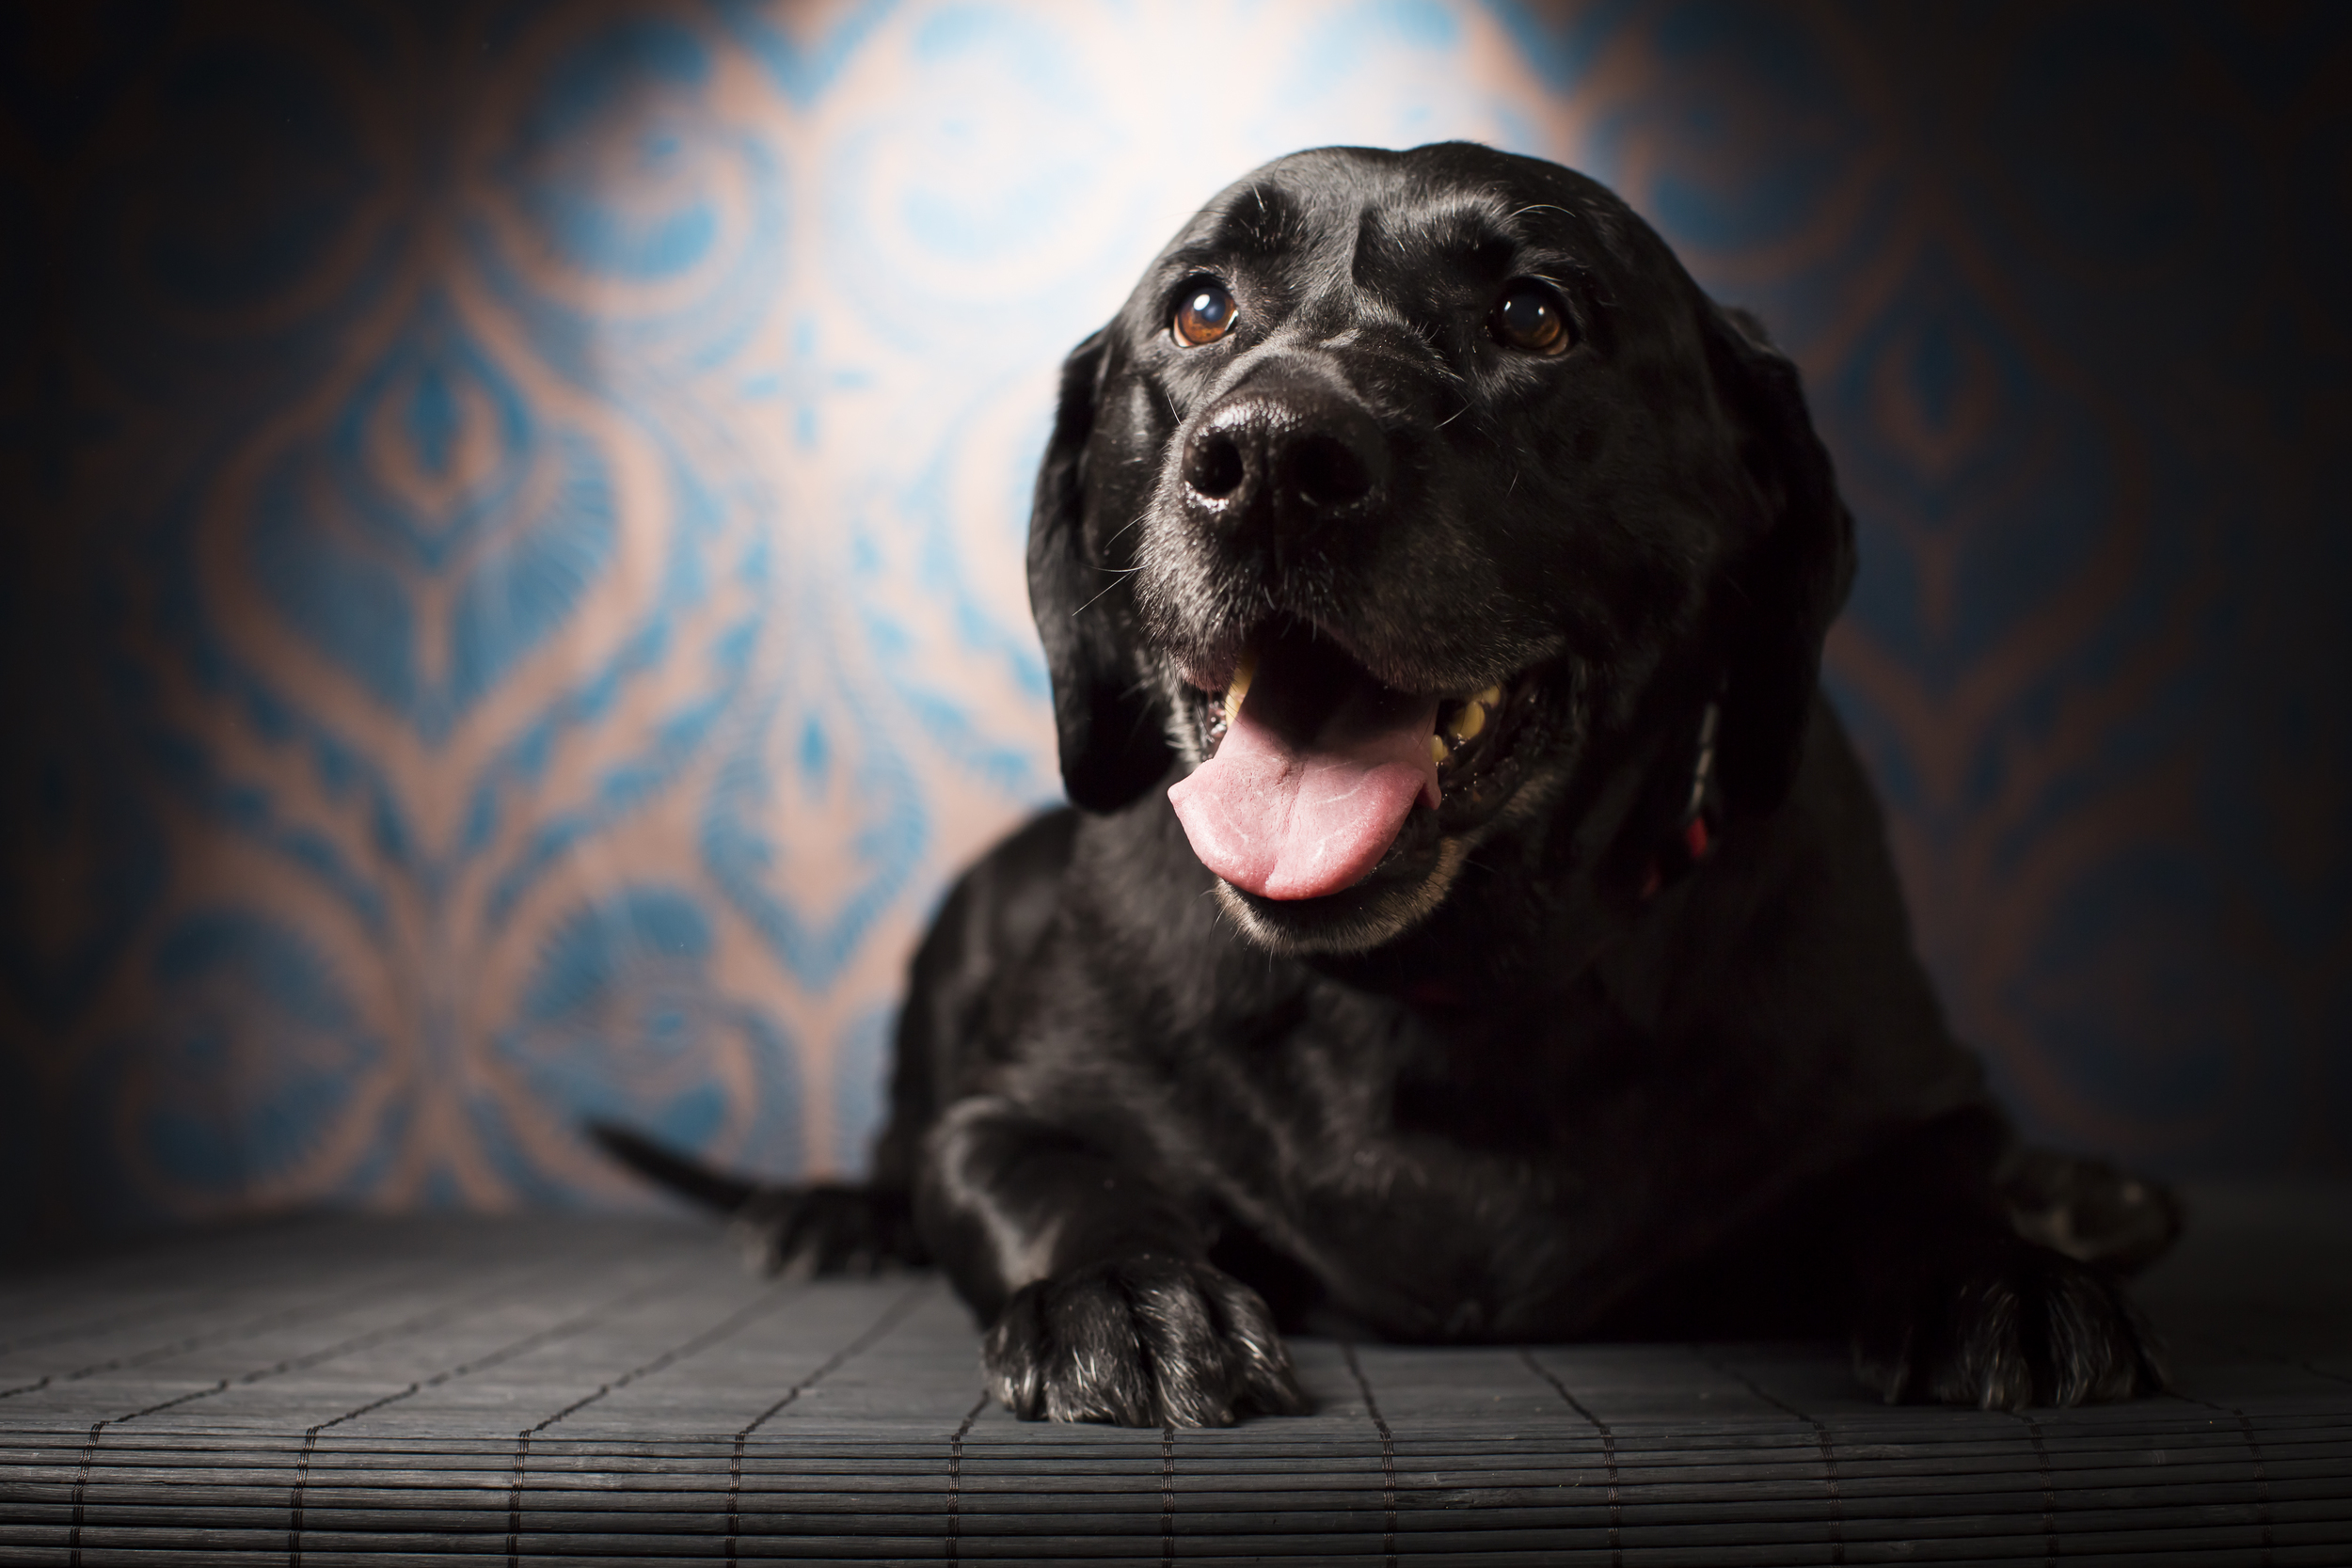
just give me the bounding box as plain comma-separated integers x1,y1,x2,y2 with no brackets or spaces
2,0,2345,1254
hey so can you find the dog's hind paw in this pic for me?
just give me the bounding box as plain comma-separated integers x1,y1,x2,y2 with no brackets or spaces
1852,1237,2167,1409
983,1252,1310,1427
729,1184,924,1277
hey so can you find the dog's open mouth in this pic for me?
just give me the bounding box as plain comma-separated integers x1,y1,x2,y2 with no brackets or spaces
1168,624,1540,901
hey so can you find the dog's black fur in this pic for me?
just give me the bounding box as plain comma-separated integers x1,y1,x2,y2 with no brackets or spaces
596,144,2177,1425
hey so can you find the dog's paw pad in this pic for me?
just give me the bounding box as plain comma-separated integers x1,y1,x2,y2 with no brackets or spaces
1854,1239,2165,1409
983,1254,1308,1427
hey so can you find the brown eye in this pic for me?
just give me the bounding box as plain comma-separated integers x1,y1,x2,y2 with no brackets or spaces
1173,280,1238,346
1490,280,1572,355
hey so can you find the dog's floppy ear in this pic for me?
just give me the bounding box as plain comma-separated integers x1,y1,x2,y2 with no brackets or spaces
1705,305,1857,816
1026,328,1173,812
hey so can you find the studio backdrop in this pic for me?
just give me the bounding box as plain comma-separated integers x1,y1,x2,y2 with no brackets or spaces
3,0,2345,1249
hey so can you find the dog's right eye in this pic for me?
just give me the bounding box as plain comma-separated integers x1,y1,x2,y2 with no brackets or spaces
1173,281,1239,346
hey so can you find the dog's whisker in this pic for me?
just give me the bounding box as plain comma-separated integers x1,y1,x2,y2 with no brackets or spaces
1072,569,1142,617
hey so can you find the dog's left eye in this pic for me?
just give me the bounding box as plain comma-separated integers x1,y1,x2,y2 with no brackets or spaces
1173,281,1239,346
1490,281,1573,355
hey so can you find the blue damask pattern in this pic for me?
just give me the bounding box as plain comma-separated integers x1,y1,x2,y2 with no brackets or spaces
1,0,2344,1253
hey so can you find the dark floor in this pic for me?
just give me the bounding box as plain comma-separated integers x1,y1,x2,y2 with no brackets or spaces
2,1185,2348,1564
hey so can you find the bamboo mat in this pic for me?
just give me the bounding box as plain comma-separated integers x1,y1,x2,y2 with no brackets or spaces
1,1186,2346,1564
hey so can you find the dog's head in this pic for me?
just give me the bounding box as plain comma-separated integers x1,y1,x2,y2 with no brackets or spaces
1030,143,1852,956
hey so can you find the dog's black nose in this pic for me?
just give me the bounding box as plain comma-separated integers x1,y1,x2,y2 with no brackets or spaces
1181,386,1387,534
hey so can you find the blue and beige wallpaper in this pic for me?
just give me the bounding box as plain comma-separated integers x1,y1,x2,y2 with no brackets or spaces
2,1,2345,1248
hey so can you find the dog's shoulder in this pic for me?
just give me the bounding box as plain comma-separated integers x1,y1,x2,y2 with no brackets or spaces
1597,690,1985,1130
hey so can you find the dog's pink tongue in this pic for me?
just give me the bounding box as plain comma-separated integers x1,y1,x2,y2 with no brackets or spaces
1168,651,1440,901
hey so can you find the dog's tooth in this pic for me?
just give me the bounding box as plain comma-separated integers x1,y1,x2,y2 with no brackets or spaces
1227,652,1255,720
1446,701,1486,741
1472,684,1502,709
1430,733,1449,768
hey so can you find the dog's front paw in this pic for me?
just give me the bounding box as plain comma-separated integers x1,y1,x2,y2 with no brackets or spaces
730,1184,922,1276
984,1252,1310,1427
1853,1238,2166,1408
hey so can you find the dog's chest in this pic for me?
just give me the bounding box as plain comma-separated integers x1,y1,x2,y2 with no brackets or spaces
1184,988,1696,1332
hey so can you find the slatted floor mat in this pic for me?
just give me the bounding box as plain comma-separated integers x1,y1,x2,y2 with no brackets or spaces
2,1185,2347,1564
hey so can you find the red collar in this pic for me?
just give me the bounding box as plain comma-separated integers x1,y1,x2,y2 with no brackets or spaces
1639,700,1721,900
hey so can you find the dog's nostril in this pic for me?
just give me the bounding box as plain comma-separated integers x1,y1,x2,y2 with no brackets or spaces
1287,434,1375,511
1184,431,1247,499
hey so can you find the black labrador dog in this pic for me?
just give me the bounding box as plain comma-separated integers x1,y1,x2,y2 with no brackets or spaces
598,143,2177,1426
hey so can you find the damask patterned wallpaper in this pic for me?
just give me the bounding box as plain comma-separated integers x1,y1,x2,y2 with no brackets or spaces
3,1,2345,1250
